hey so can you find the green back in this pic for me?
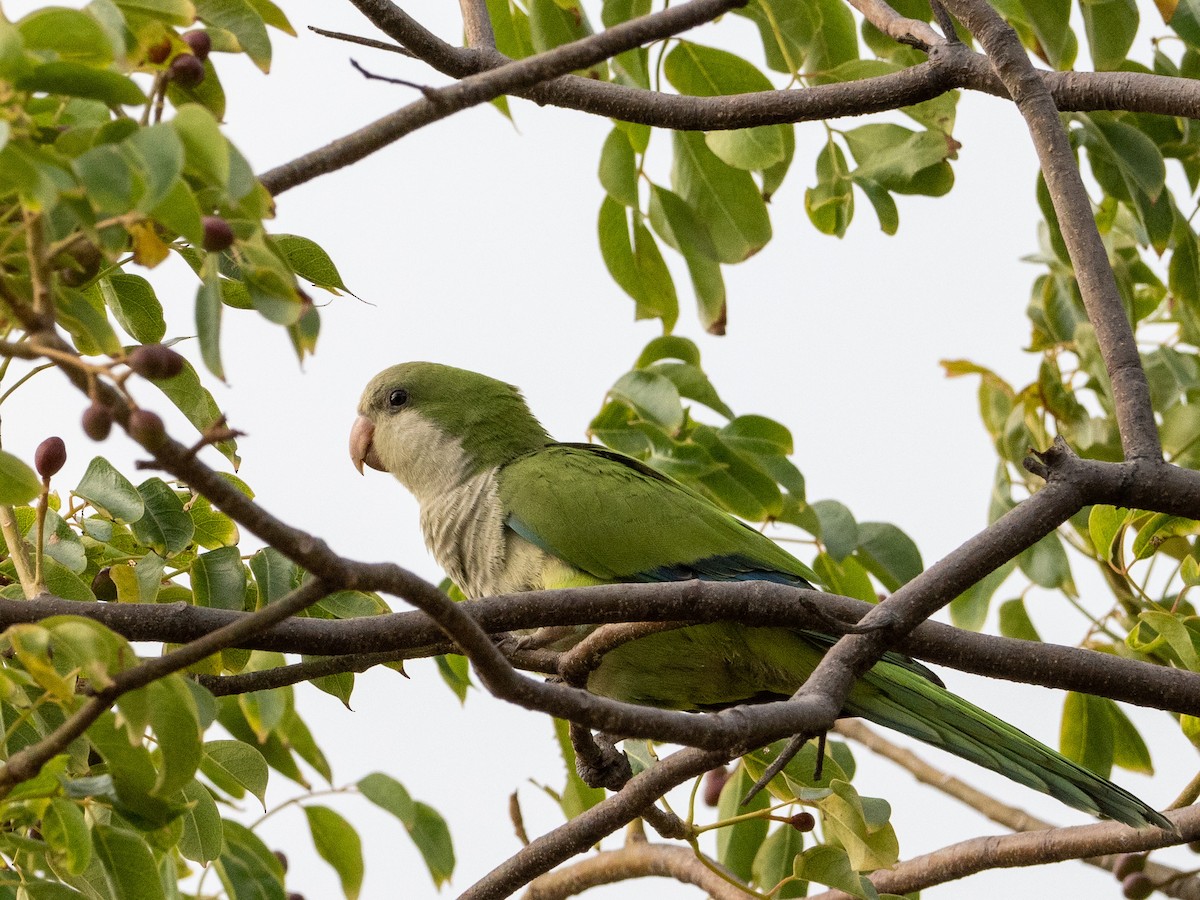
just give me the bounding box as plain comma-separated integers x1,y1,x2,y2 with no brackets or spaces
498,444,818,584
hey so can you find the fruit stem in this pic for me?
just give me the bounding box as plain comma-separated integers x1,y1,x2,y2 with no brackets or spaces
33,478,48,592
0,505,36,599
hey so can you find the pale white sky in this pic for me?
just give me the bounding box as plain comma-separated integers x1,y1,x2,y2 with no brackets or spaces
3,0,1195,897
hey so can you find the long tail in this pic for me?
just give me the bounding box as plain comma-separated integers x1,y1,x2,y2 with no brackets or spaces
845,660,1172,830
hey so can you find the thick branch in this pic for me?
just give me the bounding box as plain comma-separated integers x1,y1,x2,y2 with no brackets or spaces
260,0,745,194
522,843,748,900
462,747,729,900
6,577,1200,718
809,805,1200,899
837,719,1200,899
939,0,1160,461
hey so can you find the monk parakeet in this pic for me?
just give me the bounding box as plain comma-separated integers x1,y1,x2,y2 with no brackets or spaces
350,362,1168,829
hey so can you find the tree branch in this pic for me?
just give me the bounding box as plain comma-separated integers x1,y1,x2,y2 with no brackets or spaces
260,0,746,194
462,746,729,900
522,842,749,900
939,0,1160,461
459,0,495,49
836,719,1200,899
809,805,1200,899
0,577,332,795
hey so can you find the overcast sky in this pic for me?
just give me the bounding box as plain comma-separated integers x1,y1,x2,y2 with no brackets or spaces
5,0,1196,897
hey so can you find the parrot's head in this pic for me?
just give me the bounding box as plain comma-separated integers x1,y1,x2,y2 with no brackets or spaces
350,362,552,499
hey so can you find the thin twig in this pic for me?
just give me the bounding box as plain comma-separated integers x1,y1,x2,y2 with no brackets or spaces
0,506,35,599
307,25,416,57
522,842,749,900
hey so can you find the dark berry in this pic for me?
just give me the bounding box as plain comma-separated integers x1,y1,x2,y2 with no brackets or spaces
181,30,212,61
201,215,235,252
788,812,816,832
34,437,66,479
702,766,729,807
82,403,113,441
168,53,205,88
57,241,102,287
146,36,171,65
273,851,288,873
127,344,185,380
1113,853,1147,879
1122,873,1154,900
91,568,117,602
129,409,166,450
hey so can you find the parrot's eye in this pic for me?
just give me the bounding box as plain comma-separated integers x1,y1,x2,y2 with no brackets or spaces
388,388,409,408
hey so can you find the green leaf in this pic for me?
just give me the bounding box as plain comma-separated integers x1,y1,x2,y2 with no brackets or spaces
19,62,145,106
92,825,166,900
1078,113,1167,202
1081,0,1137,70
608,369,684,431
434,653,471,703
716,765,769,881
248,547,299,605
805,0,858,77
793,844,876,899
949,559,1015,630
178,779,223,863
304,806,363,900
1109,701,1153,775
647,184,725,332
215,820,286,900
811,499,858,562
663,42,786,171
854,522,922,590
1017,0,1076,68
734,0,814,74
358,773,455,887
114,0,197,27
998,598,1041,641
199,740,269,806
751,825,806,897
42,799,91,876
845,124,954,195
129,478,194,556
817,780,898,871
189,493,239,548
99,275,166,344
172,104,229,188
1087,504,1128,564
597,196,679,328
192,548,247,613
0,450,40,504
147,359,239,466
18,8,113,65
671,131,772,263
196,254,225,380
195,0,272,71
146,675,203,796
1018,531,1075,593
58,288,123,356
273,234,350,294
598,128,638,207
1060,691,1115,777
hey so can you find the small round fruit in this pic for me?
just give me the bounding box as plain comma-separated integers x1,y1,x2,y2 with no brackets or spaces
57,240,103,287
701,767,729,807
129,409,167,450
201,215,235,252
1113,854,1147,879
127,344,186,380
146,36,172,65
181,30,212,61
168,53,205,88
273,851,288,874
82,403,113,441
1122,873,1154,900
788,812,816,832
34,437,66,479
91,567,118,602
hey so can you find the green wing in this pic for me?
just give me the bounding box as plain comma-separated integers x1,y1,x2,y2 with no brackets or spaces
498,443,817,585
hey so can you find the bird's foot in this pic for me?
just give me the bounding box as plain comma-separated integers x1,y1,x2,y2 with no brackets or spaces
570,724,632,791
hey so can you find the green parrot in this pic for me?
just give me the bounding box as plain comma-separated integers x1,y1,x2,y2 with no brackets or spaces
350,361,1169,830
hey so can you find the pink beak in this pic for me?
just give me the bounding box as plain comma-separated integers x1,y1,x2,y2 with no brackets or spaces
349,415,385,475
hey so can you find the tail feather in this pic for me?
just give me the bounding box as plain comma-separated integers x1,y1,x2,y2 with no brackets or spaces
846,660,1172,831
